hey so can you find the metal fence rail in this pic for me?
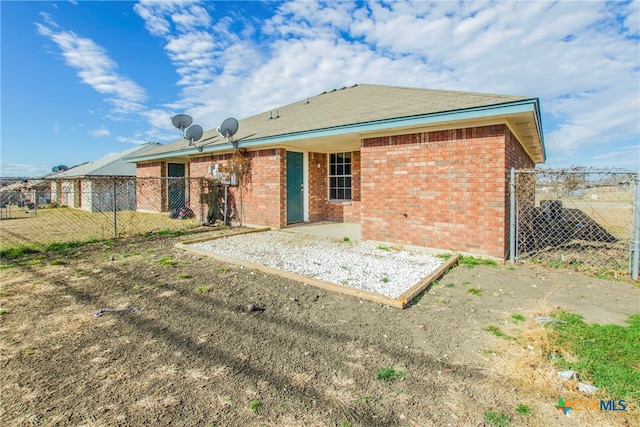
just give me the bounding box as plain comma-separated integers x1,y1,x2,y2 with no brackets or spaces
511,168,639,279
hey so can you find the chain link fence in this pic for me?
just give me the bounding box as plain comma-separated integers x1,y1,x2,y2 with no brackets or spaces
3,173,639,280
0,177,232,250
512,169,639,279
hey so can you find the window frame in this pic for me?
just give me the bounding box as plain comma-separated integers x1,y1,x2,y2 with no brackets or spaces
328,152,352,201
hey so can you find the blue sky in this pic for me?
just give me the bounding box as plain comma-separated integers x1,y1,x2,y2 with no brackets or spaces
1,0,639,177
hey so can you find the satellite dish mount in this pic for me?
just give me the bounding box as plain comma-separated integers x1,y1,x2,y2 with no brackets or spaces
217,117,239,149
171,114,203,152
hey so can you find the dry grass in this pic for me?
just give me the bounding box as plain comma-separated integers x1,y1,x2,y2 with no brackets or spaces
483,298,640,426
0,207,199,249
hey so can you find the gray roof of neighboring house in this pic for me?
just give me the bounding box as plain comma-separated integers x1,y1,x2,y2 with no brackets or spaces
49,143,162,178
128,84,544,162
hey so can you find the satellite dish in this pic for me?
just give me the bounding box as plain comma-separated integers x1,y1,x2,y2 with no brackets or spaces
185,125,204,152
52,165,68,173
171,114,193,131
220,117,239,139
185,125,203,143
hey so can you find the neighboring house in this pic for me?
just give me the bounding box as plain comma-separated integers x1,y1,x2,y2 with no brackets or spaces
127,84,545,258
49,143,161,212
0,179,51,207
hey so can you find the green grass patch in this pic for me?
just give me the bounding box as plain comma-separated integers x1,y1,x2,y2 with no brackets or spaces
462,280,470,286
195,286,210,294
44,241,88,252
177,273,191,279
515,404,532,415
249,399,261,412
0,238,103,260
376,245,392,251
357,395,371,405
547,260,564,268
0,309,7,316
435,253,452,260
467,287,482,296
146,229,186,237
342,237,350,242
376,366,405,381
122,252,140,258
158,256,177,267
0,245,40,260
511,313,526,323
484,410,509,426
444,282,455,288
460,256,497,268
380,276,389,283
548,310,640,400
483,325,515,341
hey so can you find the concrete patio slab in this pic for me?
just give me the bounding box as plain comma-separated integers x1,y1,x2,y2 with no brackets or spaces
282,222,361,241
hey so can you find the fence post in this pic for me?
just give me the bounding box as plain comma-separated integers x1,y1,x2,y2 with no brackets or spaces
632,170,639,280
199,178,204,224
509,168,516,263
112,178,117,239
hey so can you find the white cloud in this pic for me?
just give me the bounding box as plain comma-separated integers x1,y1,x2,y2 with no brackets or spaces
133,0,179,36
90,126,110,137
41,0,639,170
36,13,147,116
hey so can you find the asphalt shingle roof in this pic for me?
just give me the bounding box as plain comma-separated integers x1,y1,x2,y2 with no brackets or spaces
131,84,535,159
50,143,161,178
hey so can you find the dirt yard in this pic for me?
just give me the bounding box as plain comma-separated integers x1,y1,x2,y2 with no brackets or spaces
1,228,638,426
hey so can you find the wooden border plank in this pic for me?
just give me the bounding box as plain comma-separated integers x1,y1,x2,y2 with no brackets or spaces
179,227,271,244
397,254,461,308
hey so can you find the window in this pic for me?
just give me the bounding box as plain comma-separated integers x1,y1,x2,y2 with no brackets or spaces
329,152,352,200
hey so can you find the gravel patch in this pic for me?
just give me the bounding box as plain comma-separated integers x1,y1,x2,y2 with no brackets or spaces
191,230,444,299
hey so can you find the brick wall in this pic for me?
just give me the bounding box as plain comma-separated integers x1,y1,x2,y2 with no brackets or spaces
136,162,164,178
308,152,327,222
188,156,216,220
360,125,533,258
343,201,362,222
311,151,362,223
188,150,285,227
136,162,165,212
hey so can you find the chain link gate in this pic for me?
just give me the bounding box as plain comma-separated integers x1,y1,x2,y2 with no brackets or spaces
511,169,639,279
